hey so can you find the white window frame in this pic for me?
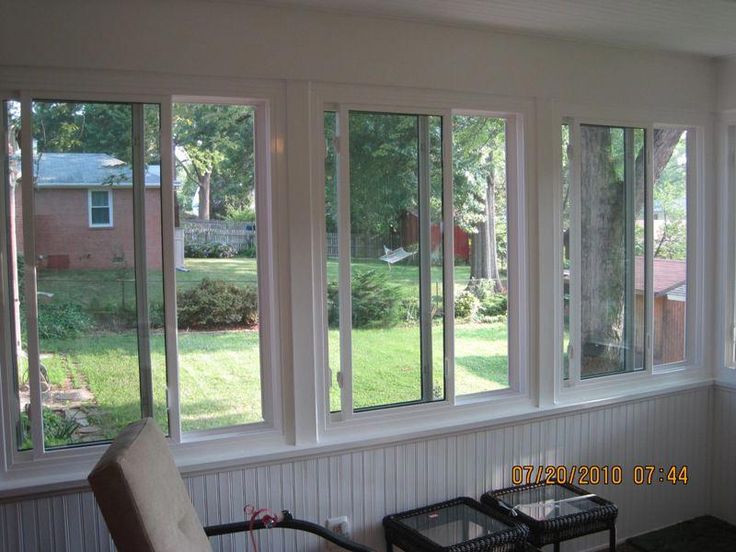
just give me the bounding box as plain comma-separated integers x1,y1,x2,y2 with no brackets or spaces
553,105,708,404
0,81,288,488
310,84,534,441
87,189,113,228
720,113,736,378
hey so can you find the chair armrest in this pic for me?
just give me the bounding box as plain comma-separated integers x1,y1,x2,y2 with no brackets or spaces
204,510,375,552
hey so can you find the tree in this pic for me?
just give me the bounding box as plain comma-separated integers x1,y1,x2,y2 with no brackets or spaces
172,104,254,220
32,101,160,164
348,112,427,238
452,116,507,290
580,126,683,375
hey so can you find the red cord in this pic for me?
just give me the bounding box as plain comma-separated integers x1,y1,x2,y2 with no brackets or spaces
244,505,281,552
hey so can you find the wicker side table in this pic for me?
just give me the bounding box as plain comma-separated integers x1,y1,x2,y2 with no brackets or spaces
383,496,531,552
481,482,618,552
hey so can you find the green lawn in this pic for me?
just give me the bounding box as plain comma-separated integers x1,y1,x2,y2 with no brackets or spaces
32,256,505,444
36,257,472,309
39,322,507,442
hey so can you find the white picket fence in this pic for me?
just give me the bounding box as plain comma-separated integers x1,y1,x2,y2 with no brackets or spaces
182,220,256,250
185,220,398,259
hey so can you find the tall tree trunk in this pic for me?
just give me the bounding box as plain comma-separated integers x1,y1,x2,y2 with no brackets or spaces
485,171,504,292
580,127,625,375
197,172,211,220
580,127,683,376
469,169,504,292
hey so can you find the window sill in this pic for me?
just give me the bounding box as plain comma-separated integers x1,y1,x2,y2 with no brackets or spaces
0,376,714,501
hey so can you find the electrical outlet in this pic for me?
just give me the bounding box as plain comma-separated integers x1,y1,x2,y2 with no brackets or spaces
325,515,350,551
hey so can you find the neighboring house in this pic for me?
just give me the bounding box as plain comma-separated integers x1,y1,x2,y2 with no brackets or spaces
399,211,471,262
12,153,168,270
563,256,687,365
635,256,687,365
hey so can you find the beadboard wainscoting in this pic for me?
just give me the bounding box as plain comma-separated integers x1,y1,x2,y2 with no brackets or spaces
711,385,736,525
0,386,712,551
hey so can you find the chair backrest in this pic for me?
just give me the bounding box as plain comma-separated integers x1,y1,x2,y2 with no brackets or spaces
88,418,212,552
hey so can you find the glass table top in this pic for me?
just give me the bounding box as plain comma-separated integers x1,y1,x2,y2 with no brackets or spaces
498,485,600,521
399,503,512,547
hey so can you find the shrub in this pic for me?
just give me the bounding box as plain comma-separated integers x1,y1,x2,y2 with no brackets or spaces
21,408,80,448
326,270,401,328
454,290,479,319
400,296,420,323
184,241,237,259
351,270,401,328
240,243,257,258
177,279,258,329
478,293,507,318
465,278,497,302
37,303,92,339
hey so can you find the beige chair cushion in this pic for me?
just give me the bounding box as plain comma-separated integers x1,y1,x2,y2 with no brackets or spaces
88,418,212,552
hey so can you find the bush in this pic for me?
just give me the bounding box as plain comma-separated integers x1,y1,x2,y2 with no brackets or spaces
465,278,497,302
37,303,92,339
478,293,507,318
177,279,258,329
400,297,420,323
185,241,238,259
454,291,479,319
20,408,80,448
240,243,257,258
327,270,401,328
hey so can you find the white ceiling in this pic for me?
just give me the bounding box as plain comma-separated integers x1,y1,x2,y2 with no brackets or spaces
257,0,736,58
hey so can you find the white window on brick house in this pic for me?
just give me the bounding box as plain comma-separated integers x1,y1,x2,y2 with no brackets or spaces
88,189,113,227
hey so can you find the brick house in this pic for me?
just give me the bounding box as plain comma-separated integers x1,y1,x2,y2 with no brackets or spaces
11,153,165,270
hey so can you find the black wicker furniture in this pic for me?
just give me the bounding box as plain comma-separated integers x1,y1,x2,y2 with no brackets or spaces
383,496,532,551
481,482,618,552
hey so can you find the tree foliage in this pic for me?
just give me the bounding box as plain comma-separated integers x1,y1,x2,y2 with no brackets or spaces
31,101,160,165
172,103,254,219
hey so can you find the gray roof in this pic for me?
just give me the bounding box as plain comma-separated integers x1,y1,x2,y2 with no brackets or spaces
34,153,162,187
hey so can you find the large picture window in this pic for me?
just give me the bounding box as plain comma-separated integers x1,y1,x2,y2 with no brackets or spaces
563,121,694,383
326,110,446,413
324,106,520,417
1,96,274,456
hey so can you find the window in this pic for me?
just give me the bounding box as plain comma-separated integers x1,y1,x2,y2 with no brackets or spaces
452,114,511,396
324,106,519,417
563,121,694,383
172,101,264,432
326,110,446,414
88,189,113,227
652,128,690,366
3,99,168,450
1,96,276,457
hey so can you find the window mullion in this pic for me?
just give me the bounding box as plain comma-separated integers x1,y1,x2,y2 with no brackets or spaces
624,128,636,372
159,100,181,442
645,125,655,373
418,115,433,402
569,121,582,386
685,127,697,367
132,103,154,419
441,112,455,403
20,94,44,456
337,108,353,419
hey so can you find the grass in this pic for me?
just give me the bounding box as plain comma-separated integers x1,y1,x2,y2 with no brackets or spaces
36,321,507,443
41,331,263,438
35,256,472,309
29,256,506,444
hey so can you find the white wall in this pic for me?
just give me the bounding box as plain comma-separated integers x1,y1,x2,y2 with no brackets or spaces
711,385,736,525
0,0,716,109
0,2,724,551
717,56,736,110
0,387,712,552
